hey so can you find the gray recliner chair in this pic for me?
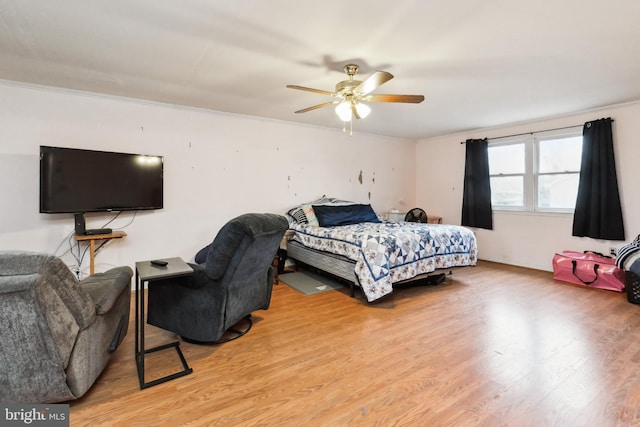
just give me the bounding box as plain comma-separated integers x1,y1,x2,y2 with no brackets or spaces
0,251,132,403
147,213,288,343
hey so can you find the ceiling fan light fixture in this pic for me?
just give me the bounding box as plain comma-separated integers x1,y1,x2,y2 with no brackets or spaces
335,101,353,121
336,101,370,122
355,102,371,119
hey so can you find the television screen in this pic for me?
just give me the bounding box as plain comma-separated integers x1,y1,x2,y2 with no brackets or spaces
40,146,163,213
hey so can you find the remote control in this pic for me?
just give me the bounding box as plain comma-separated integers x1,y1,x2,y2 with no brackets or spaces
150,259,168,267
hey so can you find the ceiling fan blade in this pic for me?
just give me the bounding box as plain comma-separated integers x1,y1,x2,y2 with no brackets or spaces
366,94,425,103
294,101,338,114
286,85,335,96
355,71,393,95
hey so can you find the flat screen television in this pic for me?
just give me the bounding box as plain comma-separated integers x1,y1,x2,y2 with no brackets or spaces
40,146,164,214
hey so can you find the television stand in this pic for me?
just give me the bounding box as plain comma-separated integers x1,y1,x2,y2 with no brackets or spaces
74,231,126,275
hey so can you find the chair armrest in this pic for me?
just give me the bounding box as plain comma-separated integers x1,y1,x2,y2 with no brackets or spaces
188,263,209,288
81,266,133,315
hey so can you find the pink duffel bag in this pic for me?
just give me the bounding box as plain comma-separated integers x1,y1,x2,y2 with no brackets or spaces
552,250,625,292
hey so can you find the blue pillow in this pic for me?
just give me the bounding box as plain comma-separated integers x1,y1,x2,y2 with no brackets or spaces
313,204,380,227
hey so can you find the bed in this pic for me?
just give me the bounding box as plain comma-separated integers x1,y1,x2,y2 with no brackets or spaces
285,199,478,302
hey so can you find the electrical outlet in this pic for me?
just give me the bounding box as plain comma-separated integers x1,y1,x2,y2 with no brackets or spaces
610,247,617,256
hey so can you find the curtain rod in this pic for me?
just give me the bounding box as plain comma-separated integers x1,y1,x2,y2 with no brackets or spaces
459,119,614,144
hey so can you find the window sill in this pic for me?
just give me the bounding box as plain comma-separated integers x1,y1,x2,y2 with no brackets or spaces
492,209,573,218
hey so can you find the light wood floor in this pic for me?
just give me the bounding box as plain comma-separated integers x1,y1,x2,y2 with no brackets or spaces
69,261,640,426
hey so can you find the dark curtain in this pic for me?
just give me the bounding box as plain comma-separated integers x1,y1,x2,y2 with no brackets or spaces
572,118,625,240
461,138,493,229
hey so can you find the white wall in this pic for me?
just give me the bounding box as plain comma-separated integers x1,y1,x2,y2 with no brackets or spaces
8,81,636,276
416,102,640,271
0,83,416,276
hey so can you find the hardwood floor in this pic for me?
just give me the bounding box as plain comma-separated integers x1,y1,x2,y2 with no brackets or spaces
69,261,640,426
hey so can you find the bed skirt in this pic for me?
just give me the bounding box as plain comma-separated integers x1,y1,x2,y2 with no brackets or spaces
286,240,453,298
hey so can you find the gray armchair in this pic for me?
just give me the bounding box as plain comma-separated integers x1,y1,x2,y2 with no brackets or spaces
147,213,288,343
0,251,132,403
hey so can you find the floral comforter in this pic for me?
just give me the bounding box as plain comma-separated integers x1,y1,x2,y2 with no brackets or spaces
290,221,478,302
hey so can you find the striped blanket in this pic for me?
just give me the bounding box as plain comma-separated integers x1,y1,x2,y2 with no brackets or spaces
616,234,640,275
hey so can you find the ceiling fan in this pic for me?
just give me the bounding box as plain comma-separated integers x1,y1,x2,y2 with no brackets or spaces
287,64,425,125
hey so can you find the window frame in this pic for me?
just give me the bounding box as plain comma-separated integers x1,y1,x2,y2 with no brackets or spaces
488,126,582,214
488,137,530,211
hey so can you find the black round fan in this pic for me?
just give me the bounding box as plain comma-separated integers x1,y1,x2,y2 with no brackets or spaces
405,208,428,223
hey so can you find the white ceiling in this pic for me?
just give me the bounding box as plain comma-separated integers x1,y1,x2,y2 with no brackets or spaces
1,0,640,139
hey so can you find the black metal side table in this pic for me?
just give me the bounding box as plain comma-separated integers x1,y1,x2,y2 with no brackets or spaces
135,257,194,389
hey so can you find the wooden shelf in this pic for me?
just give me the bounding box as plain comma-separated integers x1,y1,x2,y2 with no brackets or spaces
74,231,126,274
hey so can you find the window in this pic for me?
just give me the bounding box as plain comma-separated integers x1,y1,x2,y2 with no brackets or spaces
488,142,526,208
536,136,582,210
488,127,582,212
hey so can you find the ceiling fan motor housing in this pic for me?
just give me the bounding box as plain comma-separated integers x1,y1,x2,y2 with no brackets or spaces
335,80,362,96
